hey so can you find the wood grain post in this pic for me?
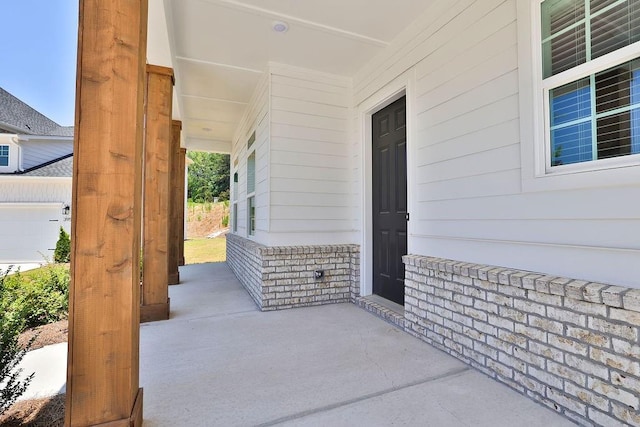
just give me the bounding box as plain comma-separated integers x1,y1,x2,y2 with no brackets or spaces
178,148,187,266
168,120,182,285
66,0,147,425
140,65,173,322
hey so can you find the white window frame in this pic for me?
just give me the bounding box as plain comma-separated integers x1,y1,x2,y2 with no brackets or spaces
231,166,238,233
518,0,640,192
247,194,255,237
246,148,256,238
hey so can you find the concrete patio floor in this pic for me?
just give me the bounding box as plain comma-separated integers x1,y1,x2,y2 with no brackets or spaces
140,262,573,427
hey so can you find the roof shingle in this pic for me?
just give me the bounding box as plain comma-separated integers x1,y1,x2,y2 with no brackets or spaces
22,154,73,177
0,87,74,136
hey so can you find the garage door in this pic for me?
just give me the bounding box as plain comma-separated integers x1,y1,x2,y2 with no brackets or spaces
0,204,65,263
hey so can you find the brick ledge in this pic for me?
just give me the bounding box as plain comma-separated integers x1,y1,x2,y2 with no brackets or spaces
402,255,640,314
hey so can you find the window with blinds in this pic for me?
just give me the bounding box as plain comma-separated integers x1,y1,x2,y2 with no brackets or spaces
541,0,640,168
0,145,9,167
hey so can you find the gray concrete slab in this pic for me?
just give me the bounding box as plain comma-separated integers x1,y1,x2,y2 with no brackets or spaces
15,342,67,401
0,263,43,273
140,262,573,427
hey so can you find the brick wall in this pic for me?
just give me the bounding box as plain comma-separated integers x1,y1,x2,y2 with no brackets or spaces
350,249,361,302
403,255,640,426
226,233,263,307
226,234,360,311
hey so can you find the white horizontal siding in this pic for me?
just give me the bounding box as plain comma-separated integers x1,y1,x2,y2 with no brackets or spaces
271,123,346,144
269,65,353,245
354,0,511,104
415,119,519,167
269,177,351,194
230,73,269,243
352,0,640,287
21,139,73,170
411,236,639,287
416,220,638,250
0,178,71,203
418,187,640,221
415,169,522,202
415,95,520,147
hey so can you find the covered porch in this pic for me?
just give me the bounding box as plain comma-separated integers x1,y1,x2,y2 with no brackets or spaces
65,0,640,425
141,262,569,426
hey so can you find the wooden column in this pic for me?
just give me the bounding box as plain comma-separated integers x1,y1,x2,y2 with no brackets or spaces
168,120,182,285
178,148,187,266
66,0,147,425
141,65,173,322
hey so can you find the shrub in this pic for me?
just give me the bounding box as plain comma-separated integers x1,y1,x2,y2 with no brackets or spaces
221,215,229,227
218,189,230,202
5,264,69,329
54,227,70,263
0,267,34,415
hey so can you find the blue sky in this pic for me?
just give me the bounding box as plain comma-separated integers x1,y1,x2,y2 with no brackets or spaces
0,1,79,126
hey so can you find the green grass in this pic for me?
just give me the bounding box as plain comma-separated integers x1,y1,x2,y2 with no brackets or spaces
4,237,226,274
184,238,226,264
6,263,69,278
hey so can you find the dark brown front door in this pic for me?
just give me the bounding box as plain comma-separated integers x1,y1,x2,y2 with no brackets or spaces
372,96,407,306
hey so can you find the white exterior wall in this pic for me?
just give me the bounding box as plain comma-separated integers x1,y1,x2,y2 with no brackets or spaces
352,0,640,288
0,176,72,203
20,137,73,170
268,64,354,246
0,134,21,173
230,73,270,244
0,176,72,262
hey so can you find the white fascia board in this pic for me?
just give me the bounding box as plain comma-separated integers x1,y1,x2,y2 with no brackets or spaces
0,202,65,207
15,135,74,142
186,138,232,154
0,176,71,183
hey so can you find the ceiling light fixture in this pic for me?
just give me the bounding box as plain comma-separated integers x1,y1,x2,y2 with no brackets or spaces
272,20,289,33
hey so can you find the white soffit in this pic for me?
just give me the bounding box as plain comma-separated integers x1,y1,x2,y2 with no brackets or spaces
158,0,433,152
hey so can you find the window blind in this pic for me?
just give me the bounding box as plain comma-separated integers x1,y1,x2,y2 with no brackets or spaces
542,0,640,166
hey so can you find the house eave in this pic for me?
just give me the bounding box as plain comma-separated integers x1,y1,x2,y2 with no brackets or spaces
0,175,71,182
14,134,74,142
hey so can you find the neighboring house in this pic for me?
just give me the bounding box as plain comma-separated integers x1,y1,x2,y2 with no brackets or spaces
0,87,73,264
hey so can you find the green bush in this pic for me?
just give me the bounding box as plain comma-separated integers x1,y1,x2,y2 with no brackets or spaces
221,215,229,227
4,264,69,329
54,227,71,263
0,267,34,415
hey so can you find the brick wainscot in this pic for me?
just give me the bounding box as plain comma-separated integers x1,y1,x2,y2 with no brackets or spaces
227,234,360,310
404,255,640,426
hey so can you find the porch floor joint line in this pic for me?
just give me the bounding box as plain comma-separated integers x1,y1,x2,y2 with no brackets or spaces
255,367,471,427
140,309,258,327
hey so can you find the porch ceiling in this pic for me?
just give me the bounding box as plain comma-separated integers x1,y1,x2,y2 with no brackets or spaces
147,0,433,153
